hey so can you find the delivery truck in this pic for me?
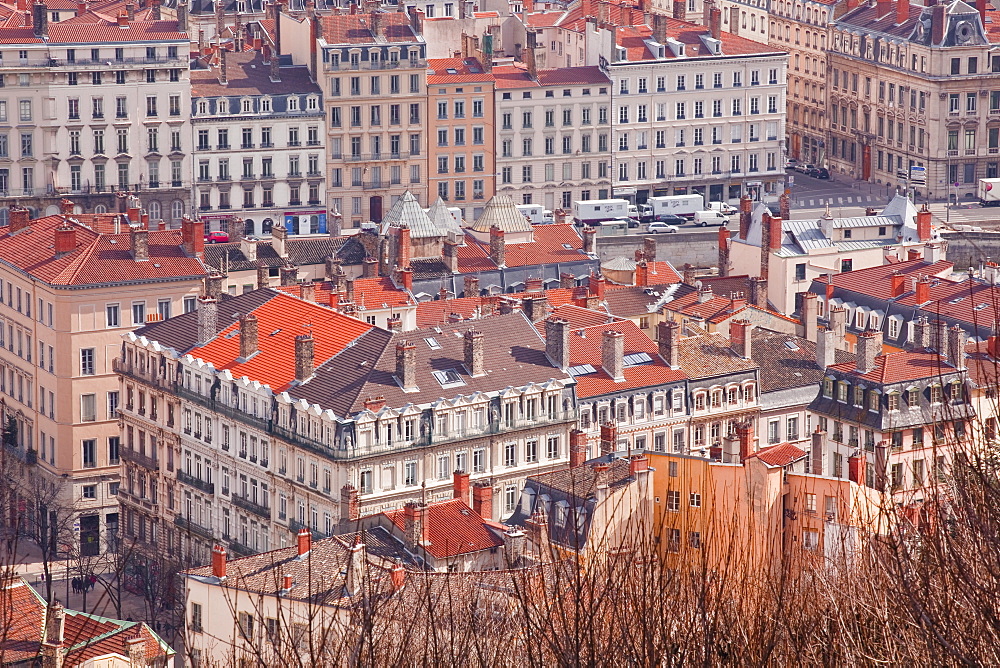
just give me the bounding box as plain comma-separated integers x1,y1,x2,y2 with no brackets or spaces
573,199,631,225
515,204,545,224
639,194,705,222
979,178,1000,206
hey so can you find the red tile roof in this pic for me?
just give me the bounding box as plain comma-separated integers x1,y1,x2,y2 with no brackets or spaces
536,66,610,86
0,216,207,286
824,258,953,301
827,350,958,385
662,290,743,323
490,224,588,268
416,288,581,328
752,442,807,468
319,12,419,45
566,319,686,398
383,498,503,559
184,291,377,393
2,13,188,44
277,276,415,310
426,56,494,84
492,63,540,89
537,303,617,334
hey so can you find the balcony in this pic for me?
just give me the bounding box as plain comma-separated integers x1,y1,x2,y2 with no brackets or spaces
288,518,330,540
324,58,426,72
120,447,159,472
177,470,216,495
232,494,271,520
227,540,255,557
174,515,214,541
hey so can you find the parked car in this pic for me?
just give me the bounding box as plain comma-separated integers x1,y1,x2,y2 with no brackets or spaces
693,210,730,227
652,213,687,225
647,222,679,233
814,167,830,179
204,231,229,243
785,158,799,170
795,163,816,174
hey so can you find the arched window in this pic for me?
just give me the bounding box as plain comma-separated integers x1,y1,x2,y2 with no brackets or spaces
95,204,107,214
147,200,161,221
171,199,184,222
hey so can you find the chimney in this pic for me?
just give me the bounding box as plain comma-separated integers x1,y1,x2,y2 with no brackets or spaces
395,341,417,390
932,3,946,44
33,1,48,37
778,191,791,221
760,212,773,280
748,276,767,308
390,561,406,590
718,227,731,277
271,0,282,82
545,318,571,370
739,196,752,239
76,1,86,16
767,214,782,252
125,0,134,19
523,31,538,79
489,226,506,267
472,481,493,519
635,261,649,287
197,296,218,344
590,272,606,300
643,236,657,263
560,271,576,287
282,574,293,592
737,420,754,460
464,274,480,297
856,330,882,374
698,283,714,303
849,452,867,485
453,470,471,505
915,275,930,304
829,306,847,342
280,264,298,286
522,294,548,322
801,292,817,342
116,9,128,26
256,264,269,289
582,227,597,254
239,313,258,360
810,428,824,475
59,198,74,215
629,455,649,475
341,484,359,522
464,329,485,376
890,271,906,297
325,255,341,282
182,216,205,258
658,320,680,369
399,267,413,291
876,0,892,18
44,601,65,646
651,12,668,43
924,242,945,263
816,327,836,369
53,225,77,257
218,46,229,86
600,422,618,455
709,5,722,41
569,429,588,467
672,0,686,19
403,502,428,546
874,442,889,489
271,223,288,258
294,335,314,382
9,206,30,233
296,527,311,557
130,227,149,262
298,281,316,303
177,0,187,29
211,545,227,579
344,536,367,596
503,529,526,565
978,0,987,28
730,319,753,359
896,0,909,24
150,0,160,19
916,204,932,242
948,324,967,370
601,330,625,382
443,238,459,273
912,316,930,349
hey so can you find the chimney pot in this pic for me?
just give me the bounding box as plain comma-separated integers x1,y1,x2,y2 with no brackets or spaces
453,469,471,504
472,481,493,519
211,545,227,579
601,330,625,382
569,429,589,467
856,330,883,374
297,527,311,556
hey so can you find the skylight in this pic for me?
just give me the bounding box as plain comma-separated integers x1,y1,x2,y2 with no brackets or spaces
425,337,442,350
432,368,465,388
784,341,799,351
623,352,653,367
569,364,597,376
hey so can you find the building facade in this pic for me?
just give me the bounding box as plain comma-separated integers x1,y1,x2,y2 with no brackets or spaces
191,49,327,238
0,7,191,223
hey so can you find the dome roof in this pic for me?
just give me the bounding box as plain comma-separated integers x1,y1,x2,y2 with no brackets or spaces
382,191,439,238
467,194,533,233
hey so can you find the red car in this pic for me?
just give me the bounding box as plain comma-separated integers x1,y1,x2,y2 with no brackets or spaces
204,231,229,244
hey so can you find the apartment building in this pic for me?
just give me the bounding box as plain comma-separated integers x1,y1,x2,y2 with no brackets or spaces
0,206,206,556
768,0,840,164
493,60,613,210
0,4,192,222
119,291,577,565
191,49,326,238
285,9,429,231
426,56,496,222
826,0,1000,197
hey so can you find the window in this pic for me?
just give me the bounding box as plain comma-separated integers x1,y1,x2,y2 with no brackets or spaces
82,439,97,468
689,492,701,508
666,490,680,512
80,348,95,375
132,302,145,325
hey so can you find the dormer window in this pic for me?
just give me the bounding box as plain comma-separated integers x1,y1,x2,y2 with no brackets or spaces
217,100,229,115
836,381,849,403
306,95,318,111
261,97,272,113
196,99,207,115
288,96,299,112
241,98,253,114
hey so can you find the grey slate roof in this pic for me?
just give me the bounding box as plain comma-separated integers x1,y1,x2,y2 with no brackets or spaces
382,191,440,238
466,195,533,233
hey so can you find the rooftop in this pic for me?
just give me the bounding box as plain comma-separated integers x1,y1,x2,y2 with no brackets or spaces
382,498,504,559
191,50,321,97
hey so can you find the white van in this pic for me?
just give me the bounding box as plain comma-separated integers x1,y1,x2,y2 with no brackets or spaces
693,210,730,227
707,201,738,216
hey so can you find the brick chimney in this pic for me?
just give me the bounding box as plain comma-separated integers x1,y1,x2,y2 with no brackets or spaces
453,470,471,504
658,319,680,369
396,341,417,390
590,272,606,300
856,330,882,374
810,427,824,475
748,276,767,308
390,561,406,590
890,271,906,298
601,330,625,382
829,306,847,342
399,267,413,291
643,236,657,262
53,225,77,257
876,0,892,19
463,274,480,297
464,329,485,376
896,0,909,24
738,196,752,239
600,421,618,455
44,600,65,647
916,204,932,242
635,261,649,287
363,255,379,277
280,264,298,286
9,206,30,233
522,294,548,322
297,527,311,557
294,334,314,382
256,264,269,289
403,502,428,546
239,313,258,360
130,227,149,262
709,4,722,39
912,316,930,349
915,275,930,304
718,226,731,277
472,481,493,519
298,281,316,303
698,283,714,303
33,0,48,36
948,324,967,370
489,226,506,267
800,292,817,342
672,0,685,19
737,420,754,461
582,227,597,254
545,318,571,370
629,455,648,475
569,429,588,467
211,545,227,579
730,319,753,359
849,452,867,485
197,296,217,344
341,484,359,522
816,327,836,369
181,216,205,258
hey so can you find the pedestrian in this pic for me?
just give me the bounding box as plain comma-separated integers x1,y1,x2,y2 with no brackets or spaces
88,574,97,592
71,578,79,594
